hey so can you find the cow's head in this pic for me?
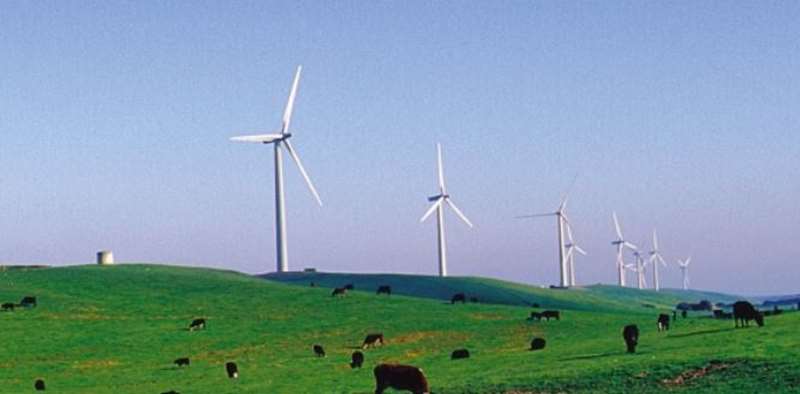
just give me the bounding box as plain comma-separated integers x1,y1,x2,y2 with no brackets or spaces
755,313,764,327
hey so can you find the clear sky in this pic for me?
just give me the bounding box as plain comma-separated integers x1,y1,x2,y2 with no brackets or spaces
1,1,798,295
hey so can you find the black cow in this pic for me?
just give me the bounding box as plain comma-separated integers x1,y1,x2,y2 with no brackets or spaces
451,293,466,304
310,282,316,287
225,362,239,379
657,314,670,331
344,283,355,291
733,301,764,328
528,312,543,321
174,357,190,367
362,333,385,349
34,379,45,391
451,348,470,359
530,338,546,351
376,285,392,295
374,364,430,394
623,324,639,353
681,310,688,318
713,309,724,318
351,351,364,369
188,318,206,331
469,297,479,303
313,344,326,357
20,296,37,308
331,288,348,297
1,303,14,311
542,310,560,321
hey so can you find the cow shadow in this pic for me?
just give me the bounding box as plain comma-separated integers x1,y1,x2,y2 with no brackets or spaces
559,350,647,362
666,327,733,339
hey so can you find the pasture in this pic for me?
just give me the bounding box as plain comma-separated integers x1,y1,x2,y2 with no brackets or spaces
0,264,798,393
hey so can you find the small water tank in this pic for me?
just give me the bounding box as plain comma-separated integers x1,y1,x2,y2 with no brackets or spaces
97,251,114,265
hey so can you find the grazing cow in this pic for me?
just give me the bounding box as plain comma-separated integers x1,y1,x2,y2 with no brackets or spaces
362,333,385,349
351,351,364,369
189,318,206,331
331,287,348,297
376,285,392,295
451,348,470,359
34,379,45,391
20,296,37,308
713,309,724,318
469,297,479,303
313,344,326,357
530,338,546,351
1,303,14,311
451,293,466,304
542,310,561,321
225,362,239,379
623,324,639,353
681,310,688,319
310,282,316,287
657,314,670,331
174,357,190,367
374,364,430,394
528,312,543,321
344,283,355,290
733,301,764,328
672,310,678,320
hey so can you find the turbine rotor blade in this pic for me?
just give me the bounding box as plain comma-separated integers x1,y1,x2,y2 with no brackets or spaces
230,134,283,143
282,65,302,134
437,143,445,191
613,212,623,239
624,241,638,251
574,245,587,255
445,198,474,228
420,197,444,222
652,229,659,250
282,139,322,206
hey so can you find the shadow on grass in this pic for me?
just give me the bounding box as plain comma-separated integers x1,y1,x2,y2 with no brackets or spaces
558,351,627,361
667,327,733,339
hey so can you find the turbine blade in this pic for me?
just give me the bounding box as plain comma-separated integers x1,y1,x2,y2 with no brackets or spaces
685,257,692,266
230,134,283,143
282,139,322,206
445,198,474,228
653,229,659,250
282,65,302,134
613,212,623,239
574,245,587,255
624,241,638,251
420,197,444,222
437,143,445,191
565,222,575,242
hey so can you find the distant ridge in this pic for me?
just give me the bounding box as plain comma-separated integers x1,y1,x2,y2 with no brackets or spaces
261,271,741,312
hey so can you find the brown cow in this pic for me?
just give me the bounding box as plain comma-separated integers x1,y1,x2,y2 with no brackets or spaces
362,333,385,349
374,364,429,394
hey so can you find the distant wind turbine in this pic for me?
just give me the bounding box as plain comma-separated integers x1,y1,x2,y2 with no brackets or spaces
517,196,570,287
677,257,692,290
564,223,587,287
611,212,638,287
420,143,473,277
648,230,667,291
632,250,647,289
230,65,322,273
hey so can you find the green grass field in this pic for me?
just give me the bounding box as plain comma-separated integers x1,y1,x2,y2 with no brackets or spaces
1,264,798,393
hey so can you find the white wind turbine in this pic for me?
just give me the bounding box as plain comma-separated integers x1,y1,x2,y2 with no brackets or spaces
648,230,667,291
632,249,647,289
564,223,587,287
230,65,322,273
420,143,473,277
611,212,638,287
517,197,570,287
677,257,692,290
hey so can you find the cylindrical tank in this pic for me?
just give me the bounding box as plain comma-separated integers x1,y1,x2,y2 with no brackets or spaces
97,250,114,265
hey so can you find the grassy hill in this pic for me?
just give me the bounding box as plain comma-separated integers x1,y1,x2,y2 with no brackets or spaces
1,264,798,393
262,271,741,312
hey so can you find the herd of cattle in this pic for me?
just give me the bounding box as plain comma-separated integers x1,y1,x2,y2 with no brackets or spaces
1,284,782,393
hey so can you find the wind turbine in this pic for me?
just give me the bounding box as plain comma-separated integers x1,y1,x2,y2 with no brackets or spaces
517,197,570,287
648,230,667,291
230,65,322,273
677,257,692,290
420,143,473,277
611,212,638,287
632,249,647,289
564,223,587,287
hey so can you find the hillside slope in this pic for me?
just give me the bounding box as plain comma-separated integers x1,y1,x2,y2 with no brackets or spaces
0,264,797,394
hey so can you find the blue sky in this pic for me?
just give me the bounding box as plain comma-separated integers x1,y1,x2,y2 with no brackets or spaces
1,1,798,294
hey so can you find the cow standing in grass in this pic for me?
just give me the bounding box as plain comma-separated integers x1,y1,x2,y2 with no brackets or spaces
1,303,14,311
225,362,239,379
351,351,364,368
623,325,639,353
20,296,37,308
657,314,670,331
313,344,326,357
331,288,347,297
376,286,391,295
542,310,560,321
174,357,190,367
362,333,385,349
374,364,429,394
733,301,764,328
451,293,466,304
451,349,470,359
188,318,206,331
34,379,45,391
529,338,546,351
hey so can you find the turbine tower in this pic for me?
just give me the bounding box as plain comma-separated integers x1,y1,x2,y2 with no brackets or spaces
632,250,647,289
648,230,667,291
420,143,473,277
517,196,570,287
231,65,322,273
611,212,638,287
564,223,587,287
677,257,692,290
